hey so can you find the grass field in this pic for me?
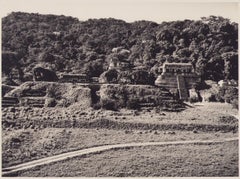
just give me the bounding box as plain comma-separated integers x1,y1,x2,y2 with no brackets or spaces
2,127,237,168
16,140,238,177
2,102,238,176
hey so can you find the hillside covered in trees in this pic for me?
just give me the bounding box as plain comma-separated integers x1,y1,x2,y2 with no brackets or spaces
2,12,238,85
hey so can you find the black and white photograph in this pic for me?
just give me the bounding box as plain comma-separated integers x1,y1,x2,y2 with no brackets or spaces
1,0,239,177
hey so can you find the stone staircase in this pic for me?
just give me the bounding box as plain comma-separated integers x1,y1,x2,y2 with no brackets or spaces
2,97,19,107
3,90,46,108
177,75,188,100
23,91,46,97
2,97,45,108
19,97,45,108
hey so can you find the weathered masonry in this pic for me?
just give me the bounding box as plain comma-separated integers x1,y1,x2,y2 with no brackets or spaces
108,58,131,71
59,74,89,83
155,62,201,100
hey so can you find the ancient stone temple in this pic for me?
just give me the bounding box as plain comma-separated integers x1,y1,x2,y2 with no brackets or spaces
108,58,131,71
155,62,201,100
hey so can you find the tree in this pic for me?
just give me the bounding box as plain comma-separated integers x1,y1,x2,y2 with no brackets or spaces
84,59,104,77
2,12,238,85
38,52,55,63
99,69,119,83
131,70,155,85
2,51,24,81
222,52,238,80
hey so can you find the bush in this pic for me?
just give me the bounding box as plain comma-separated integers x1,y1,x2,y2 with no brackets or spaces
189,96,199,103
92,102,101,110
208,94,217,102
100,98,118,111
162,100,184,111
231,98,238,109
126,99,140,110
99,69,119,83
216,85,238,104
130,70,155,85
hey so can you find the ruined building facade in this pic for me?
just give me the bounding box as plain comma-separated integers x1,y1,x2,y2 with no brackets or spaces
108,58,131,71
155,62,201,100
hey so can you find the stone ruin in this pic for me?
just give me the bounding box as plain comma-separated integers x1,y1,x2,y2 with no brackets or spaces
108,58,131,71
155,62,201,100
59,74,89,83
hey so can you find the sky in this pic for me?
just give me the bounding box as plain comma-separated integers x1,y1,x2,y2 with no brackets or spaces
0,0,239,23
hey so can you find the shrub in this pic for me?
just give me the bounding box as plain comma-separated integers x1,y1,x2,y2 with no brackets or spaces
216,85,238,104
208,94,217,102
100,98,118,111
99,69,119,83
231,98,238,109
163,100,184,111
92,102,101,110
189,96,199,103
126,99,140,110
224,86,238,103
130,70,155,85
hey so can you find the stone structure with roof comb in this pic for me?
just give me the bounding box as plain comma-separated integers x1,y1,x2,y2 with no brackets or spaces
155,62,201,100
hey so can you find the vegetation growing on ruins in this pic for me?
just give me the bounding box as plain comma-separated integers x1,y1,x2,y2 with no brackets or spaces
2,12,238,85
1,12,238,177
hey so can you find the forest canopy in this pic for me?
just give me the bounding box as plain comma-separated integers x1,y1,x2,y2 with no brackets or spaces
2,12,238,84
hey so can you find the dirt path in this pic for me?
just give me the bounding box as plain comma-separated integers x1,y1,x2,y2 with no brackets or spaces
2,137,238,176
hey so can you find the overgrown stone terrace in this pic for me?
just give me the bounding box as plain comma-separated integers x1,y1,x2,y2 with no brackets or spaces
3,81,182,110
3,58,196,111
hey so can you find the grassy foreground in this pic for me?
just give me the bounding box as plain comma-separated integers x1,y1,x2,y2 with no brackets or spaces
2,127,237,168
15,140,238,177
2,102,238,176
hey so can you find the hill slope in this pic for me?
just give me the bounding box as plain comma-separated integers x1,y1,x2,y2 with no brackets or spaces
2,12,238,84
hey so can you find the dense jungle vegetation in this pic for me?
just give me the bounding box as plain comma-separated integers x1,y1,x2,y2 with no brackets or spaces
2,12,238,84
